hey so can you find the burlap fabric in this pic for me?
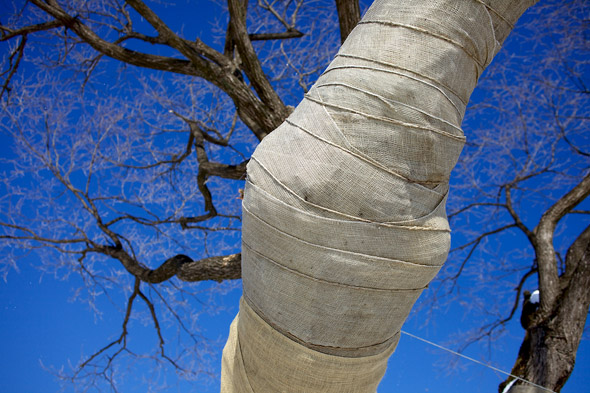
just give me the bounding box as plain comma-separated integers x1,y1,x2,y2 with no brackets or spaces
222,0,536,391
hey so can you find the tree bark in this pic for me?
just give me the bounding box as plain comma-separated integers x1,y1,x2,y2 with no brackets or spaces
499,174,590,393
335,0,361,43
502,224,590,393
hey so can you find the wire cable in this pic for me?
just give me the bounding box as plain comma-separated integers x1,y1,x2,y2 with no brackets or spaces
400,330,556,393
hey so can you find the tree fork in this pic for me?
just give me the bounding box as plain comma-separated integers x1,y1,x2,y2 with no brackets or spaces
501,224,590,393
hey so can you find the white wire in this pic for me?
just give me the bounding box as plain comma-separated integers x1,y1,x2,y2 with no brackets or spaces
400,330,556,393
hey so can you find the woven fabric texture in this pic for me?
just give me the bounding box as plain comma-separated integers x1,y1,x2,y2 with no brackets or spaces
221,298,396,392
222,0,537,391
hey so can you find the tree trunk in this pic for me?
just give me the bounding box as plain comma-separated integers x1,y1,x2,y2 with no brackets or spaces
334,0,361,43
222,0,537,391
502,226,590,393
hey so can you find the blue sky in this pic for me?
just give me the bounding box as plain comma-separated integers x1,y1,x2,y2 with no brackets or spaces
2,263,588,392
1,1,589,392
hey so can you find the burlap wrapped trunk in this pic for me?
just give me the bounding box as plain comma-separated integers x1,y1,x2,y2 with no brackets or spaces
222,0,536,391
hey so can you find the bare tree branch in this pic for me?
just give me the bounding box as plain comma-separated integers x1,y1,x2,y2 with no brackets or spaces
0,35,26,100
136,285,186,370
0,0,337,389
505,184,535,240
227,0,290,126
125,0,228,69
457,267,537,353
28,0,202,76
76,277,140,375
249,30,304,41
27,0,284,138
97,245,241,284
0,20,64,40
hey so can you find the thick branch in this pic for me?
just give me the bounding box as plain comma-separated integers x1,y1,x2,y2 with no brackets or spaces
506,185,535,241
0,20,64,41
190,123,218,222
201,160,248,179
227,0,289,122
28,0,280,139
538,175,590,232
249,30,304,41
534,174,590,313
178,253,242,282
334,0,361,43
28,0,202,76
98,245,241,283
125,0,228,70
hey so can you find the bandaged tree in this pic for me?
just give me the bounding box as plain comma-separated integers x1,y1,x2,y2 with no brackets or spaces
1,0,588,392
220,1,585,392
